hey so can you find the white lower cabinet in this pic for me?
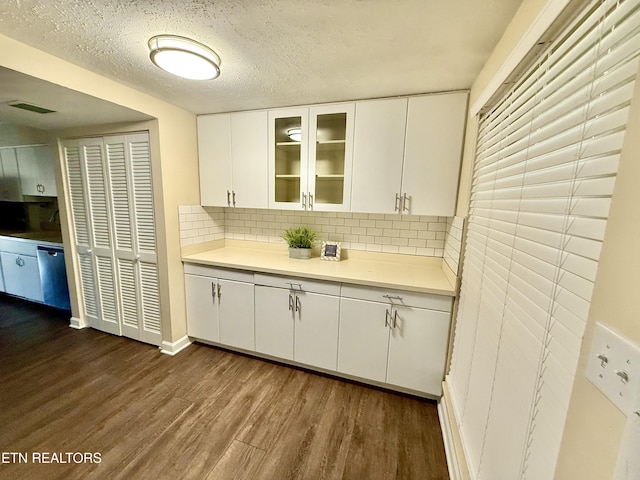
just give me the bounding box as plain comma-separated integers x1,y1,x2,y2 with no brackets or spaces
185,265,255,350
293,291,340,370
337,298,390,382
254,274,340,370
386,305,451,394
185,273,219,342
338,285,452,395
255,285,294,359
218,279,255,350
184,264,452,396
0,251,44,302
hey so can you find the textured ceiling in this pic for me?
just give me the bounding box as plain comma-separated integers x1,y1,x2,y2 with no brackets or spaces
0,0,523,116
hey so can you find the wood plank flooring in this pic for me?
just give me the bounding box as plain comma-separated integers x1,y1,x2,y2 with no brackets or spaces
0,294,449,480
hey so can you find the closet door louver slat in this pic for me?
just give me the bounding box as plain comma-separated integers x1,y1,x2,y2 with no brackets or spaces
447,0,640,478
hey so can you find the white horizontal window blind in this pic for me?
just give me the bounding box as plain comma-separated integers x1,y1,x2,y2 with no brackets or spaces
447,0,640,478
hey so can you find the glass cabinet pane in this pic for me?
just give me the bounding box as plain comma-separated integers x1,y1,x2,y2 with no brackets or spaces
314,113,346,205
274,116,302,204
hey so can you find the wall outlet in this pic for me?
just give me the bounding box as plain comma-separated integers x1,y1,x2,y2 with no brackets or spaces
586,322,640,416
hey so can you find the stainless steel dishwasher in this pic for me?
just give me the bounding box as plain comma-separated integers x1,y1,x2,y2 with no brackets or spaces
37,245,71,310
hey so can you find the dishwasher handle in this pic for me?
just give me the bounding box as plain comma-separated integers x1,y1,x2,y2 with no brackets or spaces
37,246,63,257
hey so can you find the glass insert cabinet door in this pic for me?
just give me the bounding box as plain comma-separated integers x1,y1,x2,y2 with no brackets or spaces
268,104,354,211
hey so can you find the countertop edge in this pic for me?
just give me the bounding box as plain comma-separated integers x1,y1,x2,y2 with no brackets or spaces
182,250,457,297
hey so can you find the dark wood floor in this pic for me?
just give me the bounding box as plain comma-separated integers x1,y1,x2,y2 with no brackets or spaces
0,294,449,480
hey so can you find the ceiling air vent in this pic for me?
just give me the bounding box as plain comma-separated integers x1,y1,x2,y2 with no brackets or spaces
7,100,56,114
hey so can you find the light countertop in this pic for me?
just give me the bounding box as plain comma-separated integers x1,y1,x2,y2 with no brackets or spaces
182,240,456,296
0,230,63,246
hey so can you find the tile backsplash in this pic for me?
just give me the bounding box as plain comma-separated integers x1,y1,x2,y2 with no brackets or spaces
444,216,465,274
179,205,454,258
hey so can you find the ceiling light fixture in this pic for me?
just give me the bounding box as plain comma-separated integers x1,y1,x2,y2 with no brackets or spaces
148,35,221,80
287,128,302,142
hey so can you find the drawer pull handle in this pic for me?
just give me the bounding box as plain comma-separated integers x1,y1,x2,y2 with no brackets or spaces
383,294,403,302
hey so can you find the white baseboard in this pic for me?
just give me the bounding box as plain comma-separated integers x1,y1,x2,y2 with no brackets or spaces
438,381,471,480
69,316,89,329
159,335,191,356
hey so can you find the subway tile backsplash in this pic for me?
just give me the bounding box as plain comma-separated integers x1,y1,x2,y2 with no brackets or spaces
444,216,465,274
179,205,457,258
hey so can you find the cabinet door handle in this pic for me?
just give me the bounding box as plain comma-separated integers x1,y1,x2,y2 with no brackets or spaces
385,309,391,327
308,193,313,210
288,293,294,311
16,256,25,267
295,295,301,313
232,191,236,207
402,193,409,212
393,310,399,328
217,282,222,300
211,282,216,303
37,183,45,194
301,192,307,210
227,190,231,207
395,193,401,212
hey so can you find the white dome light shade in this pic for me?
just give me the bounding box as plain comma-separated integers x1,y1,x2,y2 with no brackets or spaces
287,127,302,142
148,35,220,80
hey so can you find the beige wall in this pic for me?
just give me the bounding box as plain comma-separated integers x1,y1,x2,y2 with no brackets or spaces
554,61,640,480
0,34,200,344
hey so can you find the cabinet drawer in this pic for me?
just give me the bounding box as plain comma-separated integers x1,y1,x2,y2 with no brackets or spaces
254,273,340,295
340,284,452,312
0,237,38,256
184,263,254,283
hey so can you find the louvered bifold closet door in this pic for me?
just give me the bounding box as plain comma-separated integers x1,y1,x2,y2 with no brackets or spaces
105,133,161,345
63,139,100,329
83,137,121,336
446,1,640,479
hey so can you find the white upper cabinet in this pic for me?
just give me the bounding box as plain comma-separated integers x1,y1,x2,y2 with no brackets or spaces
351,92,467,215
268,104,354,211
0,148,22,201
198,110,268,208
198,113,232,207
197,92,466,215
230,111,268,208
401,92,467,216
17,145,58,197
351,98,408,214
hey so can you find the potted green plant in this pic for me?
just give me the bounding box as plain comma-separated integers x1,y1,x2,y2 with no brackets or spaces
281,226,318,259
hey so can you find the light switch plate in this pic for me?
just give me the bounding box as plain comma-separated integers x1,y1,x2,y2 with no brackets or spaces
586,322,640,416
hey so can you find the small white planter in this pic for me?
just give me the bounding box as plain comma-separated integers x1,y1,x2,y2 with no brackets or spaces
288,247,312,259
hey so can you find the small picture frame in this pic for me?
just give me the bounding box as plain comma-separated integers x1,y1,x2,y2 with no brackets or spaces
321,241,341,261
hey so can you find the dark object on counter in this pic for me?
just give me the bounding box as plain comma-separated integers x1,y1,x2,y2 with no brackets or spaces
37,245,71,310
